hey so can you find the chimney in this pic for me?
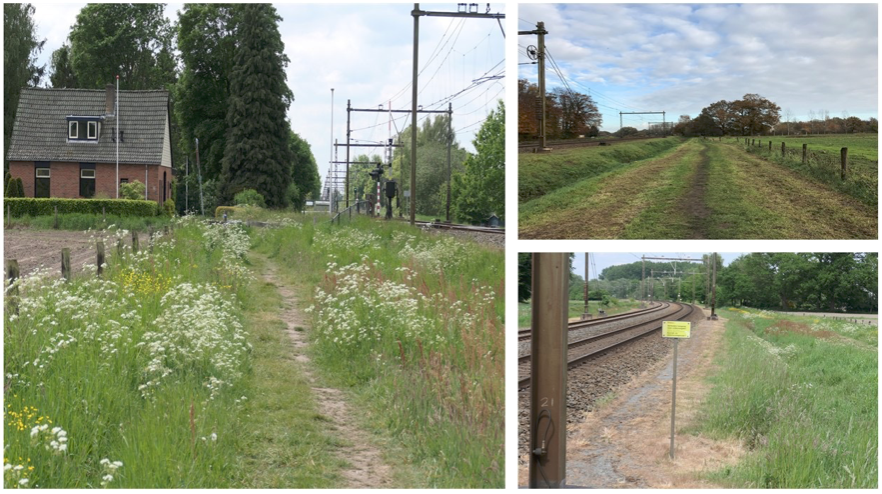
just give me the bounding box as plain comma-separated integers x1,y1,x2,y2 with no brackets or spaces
105,84,115,115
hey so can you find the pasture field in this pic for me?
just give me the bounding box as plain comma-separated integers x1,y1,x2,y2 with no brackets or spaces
4,216,504,488
693,308,877,488
517,299,643,328
519,138,877,239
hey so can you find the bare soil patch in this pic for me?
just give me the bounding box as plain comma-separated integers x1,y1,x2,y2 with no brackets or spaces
682,145,711,239
260,262,393,489
4,228,115,277
766,320,836,339
518,310,744,487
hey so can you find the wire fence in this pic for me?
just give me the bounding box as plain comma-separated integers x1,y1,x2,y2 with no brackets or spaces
731,137,878,206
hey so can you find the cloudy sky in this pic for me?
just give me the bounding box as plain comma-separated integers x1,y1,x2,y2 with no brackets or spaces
518,3,878,132
31,3,506,194
571,252,743,280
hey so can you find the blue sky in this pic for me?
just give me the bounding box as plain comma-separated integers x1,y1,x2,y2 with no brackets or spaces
30,3,506,195
571,253,744,280
518,3,878,132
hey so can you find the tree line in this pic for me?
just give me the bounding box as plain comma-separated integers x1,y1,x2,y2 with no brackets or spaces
673,93,878,137
518,253,877,313
5,3,320,211
517,79,602,140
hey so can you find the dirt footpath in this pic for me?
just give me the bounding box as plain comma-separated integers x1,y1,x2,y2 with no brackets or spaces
260,261,394,489
4,228,115,277
519,309,743,487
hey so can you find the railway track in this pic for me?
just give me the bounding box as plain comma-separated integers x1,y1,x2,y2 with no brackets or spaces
517,302,666,341
518,302,695,389
413,220,504,235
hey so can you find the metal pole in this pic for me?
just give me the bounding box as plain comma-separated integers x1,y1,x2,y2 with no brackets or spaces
446,102,452,222
641,256,646,302
410,4,420,226
529,253,568,488
537,21,547,150
711,252,718,317
670,339,678,459
195,138,204,216
583,252,589,316
346,99,351,209
330,88,334,213
115,75,119,198
185,155,189,212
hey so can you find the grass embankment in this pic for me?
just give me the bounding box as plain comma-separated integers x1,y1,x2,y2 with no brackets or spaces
518,137,683,202
4,212,173,232
517,299,643,328
733,133,877,206
252,216,504,488
3,219,340,488
694,308,877,488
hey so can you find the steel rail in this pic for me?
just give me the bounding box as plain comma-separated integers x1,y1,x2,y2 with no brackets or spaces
517,302,666,341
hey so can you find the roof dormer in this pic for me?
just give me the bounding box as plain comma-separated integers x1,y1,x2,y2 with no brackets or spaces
66,115,103,142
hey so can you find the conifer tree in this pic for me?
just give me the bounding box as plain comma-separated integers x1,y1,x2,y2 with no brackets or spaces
220,4,293,207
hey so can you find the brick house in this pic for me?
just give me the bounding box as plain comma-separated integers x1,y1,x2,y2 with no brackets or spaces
6,85,173,205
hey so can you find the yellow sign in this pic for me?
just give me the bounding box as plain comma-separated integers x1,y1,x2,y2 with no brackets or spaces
662,321,691,338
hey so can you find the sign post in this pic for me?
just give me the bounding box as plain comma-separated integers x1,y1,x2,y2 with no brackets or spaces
662,321,691,459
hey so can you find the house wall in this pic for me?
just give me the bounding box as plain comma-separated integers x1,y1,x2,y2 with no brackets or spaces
8,161,171,204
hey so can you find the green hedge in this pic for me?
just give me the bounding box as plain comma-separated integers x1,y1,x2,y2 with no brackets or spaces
4,198,158,217
215,206,242,219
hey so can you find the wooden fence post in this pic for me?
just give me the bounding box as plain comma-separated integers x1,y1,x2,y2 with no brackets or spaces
102,206,106,222
6,259,19,316
148,227,154,253
132,231,139,253
802,143,807,164
768,141,772,151
841,147,848,180
54,206,59,229
6,203,9,228
61,248,71,281
117,238,123,259
781,142,785,157
97,241,105,277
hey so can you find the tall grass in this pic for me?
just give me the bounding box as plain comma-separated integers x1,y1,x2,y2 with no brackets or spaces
518,137,683,202
731,136,877,206
3,219,255,488
252,216,504,488
695,308,877,488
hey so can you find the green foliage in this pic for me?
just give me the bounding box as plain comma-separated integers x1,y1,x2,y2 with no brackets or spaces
48,43,77,88
67,4,176,90
5,176,24,197
5,3,46,163
233,188,266,208
174,4,239,181
518,137,683,202
5,197,157,217
214,206,241,219
220,4,293,208
119,180,146,200
288,131,320,209
517,252,532,302
161,198,175,217
451,100,504,224
614,126,639,138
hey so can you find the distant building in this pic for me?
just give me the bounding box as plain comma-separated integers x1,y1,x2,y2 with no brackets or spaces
6,85,173,204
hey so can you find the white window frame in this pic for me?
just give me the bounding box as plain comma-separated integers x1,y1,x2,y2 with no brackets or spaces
87,121,98,139
35,168,51,178
68,121,78,139
80,169,95,179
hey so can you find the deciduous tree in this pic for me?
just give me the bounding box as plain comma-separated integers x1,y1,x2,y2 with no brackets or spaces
4,3,45,166
451,100,504,224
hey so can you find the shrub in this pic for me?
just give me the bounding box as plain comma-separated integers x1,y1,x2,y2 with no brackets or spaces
162,198,176,217
215,206,242,219
120,180,146,200
14,177,24,198
233,189,266,208
5,198,158,217
6,176,24,198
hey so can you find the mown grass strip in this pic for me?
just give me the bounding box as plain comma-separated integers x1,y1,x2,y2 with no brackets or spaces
694,308,877,488
518,137,684,202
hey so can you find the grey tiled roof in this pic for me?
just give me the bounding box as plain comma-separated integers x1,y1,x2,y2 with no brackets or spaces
6,87,169,165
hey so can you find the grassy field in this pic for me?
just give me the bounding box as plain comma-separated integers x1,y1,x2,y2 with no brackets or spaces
5,212,173,232
518,137,683,202
734,133,877,205
252,216,504,488
517,298,643,328
519,138,877,239
693,307,877,488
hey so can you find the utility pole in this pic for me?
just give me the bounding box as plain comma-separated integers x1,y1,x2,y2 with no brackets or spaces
691,270,697,304
583,252,590,318
195,137,204,217
650,270,655,302
711,252,718,318
346,99,351,209
620,111,666,135
529,252,568,488
446,102,453,222
411,3,504,226
330,88,335,213
641,256,645,303
519,21,549,151
705,256,710,307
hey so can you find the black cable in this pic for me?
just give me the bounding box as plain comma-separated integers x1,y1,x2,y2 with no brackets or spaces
533,408,555,486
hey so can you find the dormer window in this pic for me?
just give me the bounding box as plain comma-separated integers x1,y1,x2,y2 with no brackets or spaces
87,121,98,139
67,116,102,141
69,121,78,139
